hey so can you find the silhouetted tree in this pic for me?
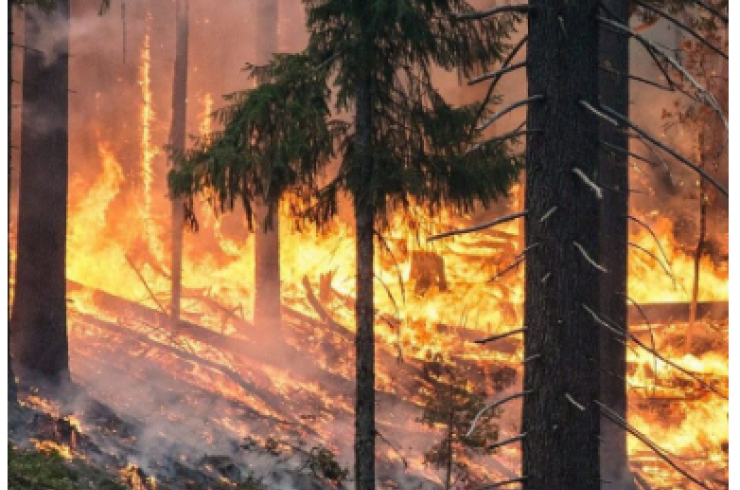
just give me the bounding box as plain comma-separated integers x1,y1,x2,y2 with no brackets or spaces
169,3,518,489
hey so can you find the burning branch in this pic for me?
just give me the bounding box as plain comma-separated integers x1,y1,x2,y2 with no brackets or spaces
454,4,530,21
466,391,531,437
428,210,528,242
573,242,608,273
595,400,715,490
473,327,527,345
477,95,545,131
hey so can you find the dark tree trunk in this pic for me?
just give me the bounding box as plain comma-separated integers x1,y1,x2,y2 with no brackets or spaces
598,0,634,488
169,0,189,323
11,0,70,384
354,42,376,490
9,4,18,404
523,1,601,489
252,0,282,334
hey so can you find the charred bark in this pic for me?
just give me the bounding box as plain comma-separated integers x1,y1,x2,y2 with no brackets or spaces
598,0,635,488
252,0,282,334
11,0,70,384
169,0,189,323
354,35,376,490
523,1,601,489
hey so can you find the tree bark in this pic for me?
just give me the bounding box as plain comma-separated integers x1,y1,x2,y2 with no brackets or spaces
354,32,376,490
252,0,282,334
169,0,189,323
8,5,18,403
11,0,70,384
523,1,601,489
598,0,634,488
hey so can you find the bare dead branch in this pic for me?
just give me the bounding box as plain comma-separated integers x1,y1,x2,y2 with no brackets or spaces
455,4,530,21
474,327,527,345
629,242,678,289
597,17,727,129
574,242,608,273
478,476,527,490
428,210,528,242
626,215,673,277
596,400,715,490
572,166,604,200
467,391,531,437
599,104,728,197
489,243,540,283
470,35,528,140
487,433,526,452
580,100,618,127
600,64,676,92
565,393,586,411
622,293,660,391
469,61,527,86
540,206,558,222
583,304,728,399
477,95,545,131
634,0,727,59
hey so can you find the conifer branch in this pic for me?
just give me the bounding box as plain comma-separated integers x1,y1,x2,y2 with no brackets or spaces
477,95,545,131
428,210,528,242
489,243,540,283
626,215,672,276
468,61,527,86
574,242,608,273
455,4,530,21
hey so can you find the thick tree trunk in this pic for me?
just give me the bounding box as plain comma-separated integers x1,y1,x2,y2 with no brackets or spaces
598,0,634,488
354,48,376,490
523,1,601,489
11,0,70,384
169,0,189,323
252,0,282,334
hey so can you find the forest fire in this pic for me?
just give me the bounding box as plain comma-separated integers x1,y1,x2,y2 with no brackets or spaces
7,1,728,490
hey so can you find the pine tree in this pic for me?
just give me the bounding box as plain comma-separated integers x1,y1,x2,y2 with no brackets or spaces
169,3,519,488
419,367,499,490
522,1,602,489
252,0,283,336
11,0,71,385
